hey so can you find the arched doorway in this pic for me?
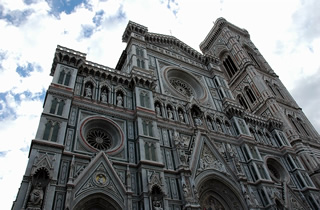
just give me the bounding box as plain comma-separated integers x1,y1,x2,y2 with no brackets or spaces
73,193,122,210
198,178,245,210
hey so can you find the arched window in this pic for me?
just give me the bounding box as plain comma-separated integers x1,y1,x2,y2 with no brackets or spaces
43,121,60,142
57,100,65,116
50,98,65,116
238,94,248,109
245,87,256,103
289,115,301,133
58,70,71,86
266,81,276,96
51,123,60,142
145,142,157,161
136,47,144,57
43,121,52,140
58,70,65,84
142,120,153,136
223,55,238,78
140,90,150,108
274,85,285,99
50,98,58,114
145,143,150,160
297,118,310,136
64,72,71,86
250,164,259,181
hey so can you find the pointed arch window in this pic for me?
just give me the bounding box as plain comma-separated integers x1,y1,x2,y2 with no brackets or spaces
140,90,150,108
238,95,248,109
223,55,238,78
297,118,310,136
289,115,301,134
145,142,156,161
58,70,65,84
50,98,65,116
64,72,71,86
58,69,72,86
274,85,285,99
43,121,60,142
245,87,256,103
266,81,276,96
50,98,58,114
142,120,153,137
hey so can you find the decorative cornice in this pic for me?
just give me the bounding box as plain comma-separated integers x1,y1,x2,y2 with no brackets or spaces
122,21,148,42
200,17,250,53
145,32,205,62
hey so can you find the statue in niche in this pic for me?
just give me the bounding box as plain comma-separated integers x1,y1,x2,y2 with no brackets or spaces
193,113,202,126
27,182,44,208
153,201,163,210
85,84,92,98
216,122,222,132
117,93,123,106
178,111,184,122
167,107,173,119
156,104,161,116
101,89,108,102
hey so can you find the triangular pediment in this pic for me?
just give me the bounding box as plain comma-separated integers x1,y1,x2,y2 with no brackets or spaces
31,153,54,178
190,135,236,180
197,142,228,175
72,152,127,205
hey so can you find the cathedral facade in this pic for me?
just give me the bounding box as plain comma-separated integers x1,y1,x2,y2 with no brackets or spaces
13,18,320,210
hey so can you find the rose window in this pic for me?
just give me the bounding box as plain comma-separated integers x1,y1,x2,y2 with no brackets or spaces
164,68,207,100
169,78,194,97
86,128,112,150
79,116,124,155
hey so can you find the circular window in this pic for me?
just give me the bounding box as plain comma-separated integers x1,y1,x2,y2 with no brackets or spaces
86,128,112,150
164,68,207,100
266,158,289,182
169,78,194,98
79,116,124,155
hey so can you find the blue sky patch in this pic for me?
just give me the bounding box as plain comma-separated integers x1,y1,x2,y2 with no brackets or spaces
0,151,8,157
81,25,95,38
0,7,34,27
46,0,88,16
16,63,34,78
0,89,45,121
93,10,105,27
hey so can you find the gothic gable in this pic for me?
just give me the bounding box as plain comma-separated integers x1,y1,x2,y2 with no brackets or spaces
71,152,126,208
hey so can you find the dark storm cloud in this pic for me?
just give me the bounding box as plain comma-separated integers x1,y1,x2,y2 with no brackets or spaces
290,68,320,133
292,0,320,42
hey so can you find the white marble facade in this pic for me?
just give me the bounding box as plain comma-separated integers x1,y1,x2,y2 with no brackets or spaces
13,19,320,210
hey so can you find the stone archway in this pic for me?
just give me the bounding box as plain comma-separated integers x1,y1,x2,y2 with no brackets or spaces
198,178,245,210
73,193,122,210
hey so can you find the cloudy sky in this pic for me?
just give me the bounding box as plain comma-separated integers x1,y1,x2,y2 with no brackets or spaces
0,0,320,208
